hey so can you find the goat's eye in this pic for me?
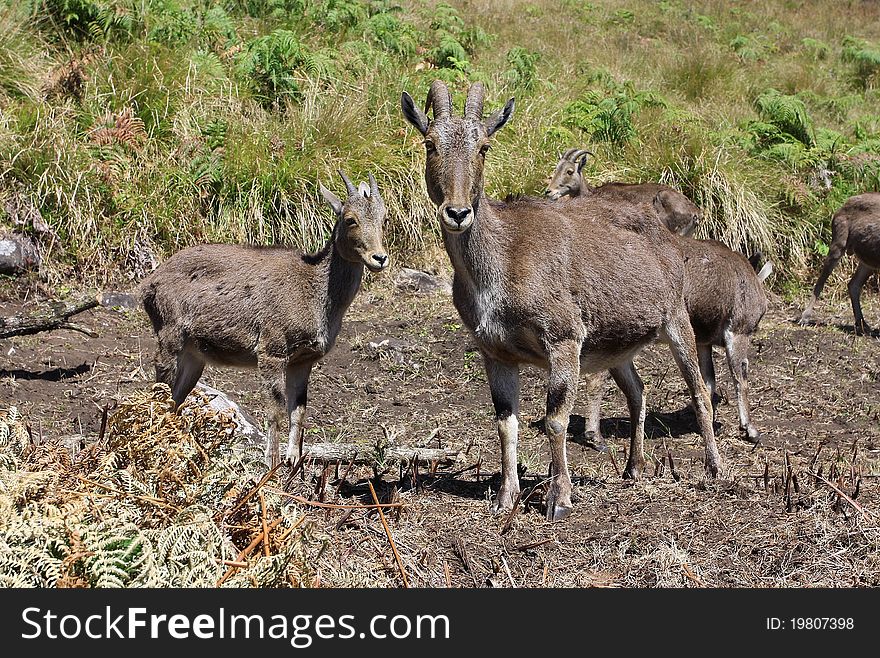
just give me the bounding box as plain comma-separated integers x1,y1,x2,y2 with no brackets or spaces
480,143,491,156
567,169,575,175
345,216,358,227
424,140,436,153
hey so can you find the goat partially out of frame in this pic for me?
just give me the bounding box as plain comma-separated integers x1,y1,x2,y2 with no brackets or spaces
799,193,880,336
402,80,721,520
545,156,773,444
581,240,772,446
546,148,701,237
137,172,389,466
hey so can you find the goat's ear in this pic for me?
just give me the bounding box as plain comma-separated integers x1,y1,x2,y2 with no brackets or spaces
652,190,668,215
485,97,515,137
319,183,344,216
576,154,589,173
401,91,429,136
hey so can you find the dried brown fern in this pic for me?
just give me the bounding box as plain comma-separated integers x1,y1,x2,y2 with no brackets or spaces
88,107,147,150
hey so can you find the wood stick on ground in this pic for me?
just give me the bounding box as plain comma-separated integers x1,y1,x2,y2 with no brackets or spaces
515,538,555,551
499,491,522,535
0,297,99,338
368,480,409,589
452,534,479,587
275,515,307,544
217,517,284,585
259,491,270,558
219,460,284,521
682,563,706,587
667,448,680,482
501,554,517,588
607,445,621,477
264,487,403,510
807,471,876,520
216,559,248,568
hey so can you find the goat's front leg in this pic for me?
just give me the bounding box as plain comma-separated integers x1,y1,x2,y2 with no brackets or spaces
258,354,288,468
545,340,581,520
484,355,520,515
723,331,760,443
848,262,874,336
663,310,723,478
285,361,314,462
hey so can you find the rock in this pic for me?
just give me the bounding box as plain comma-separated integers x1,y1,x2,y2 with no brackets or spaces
188,383,265,446
394,267,452,295
0,233,41,276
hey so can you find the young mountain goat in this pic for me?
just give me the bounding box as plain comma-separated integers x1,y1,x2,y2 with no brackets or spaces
799,193,880,336
402,80,721,520
580,238,772,446
546,171,773,444
546,148,701,237
137,172,389,466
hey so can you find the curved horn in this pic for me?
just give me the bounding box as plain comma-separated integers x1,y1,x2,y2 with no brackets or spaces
464,82,486,120
565,149,593,162
337,170,357,196
425,80,452,120
561,148,579,160
368,173,379,198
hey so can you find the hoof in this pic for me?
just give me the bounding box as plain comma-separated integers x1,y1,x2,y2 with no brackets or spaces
622,460,643,481
796,312,813,326
855,322,872,337
705,460,720,479
492,488,520,516
546,504,572,521
741,425,761,445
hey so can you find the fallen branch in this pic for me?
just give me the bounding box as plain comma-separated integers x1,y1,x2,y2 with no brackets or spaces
265,487,403,510
807,470,876,520
368,480,409,588
218,460,284,521
0,297,99,339
217,517,284,586
303,442,463,466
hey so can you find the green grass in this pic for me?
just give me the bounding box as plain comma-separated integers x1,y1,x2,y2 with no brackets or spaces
1,0,879,290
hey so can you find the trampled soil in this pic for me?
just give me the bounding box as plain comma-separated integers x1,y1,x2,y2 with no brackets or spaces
2,273,879,587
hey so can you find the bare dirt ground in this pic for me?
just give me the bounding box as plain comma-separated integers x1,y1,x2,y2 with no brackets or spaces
2,273,880,587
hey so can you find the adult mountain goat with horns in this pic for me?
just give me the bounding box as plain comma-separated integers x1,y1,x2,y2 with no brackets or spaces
401,80,722,520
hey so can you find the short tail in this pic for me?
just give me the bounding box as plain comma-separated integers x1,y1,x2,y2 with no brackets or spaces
747,251,773,283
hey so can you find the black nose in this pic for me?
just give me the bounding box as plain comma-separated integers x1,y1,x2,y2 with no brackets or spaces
372,253,388,266
445,206,472,225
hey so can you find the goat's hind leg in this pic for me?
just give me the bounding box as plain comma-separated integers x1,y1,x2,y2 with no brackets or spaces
663,312,723,478
723,332,759,443
544,340,581,520
258,354,288,468
153,332,203,408
848,262,874,336
583,370,608,449
697,344,719,408
800,218,848,325
284,361,314,463
171,350,205,408
484,355,521,515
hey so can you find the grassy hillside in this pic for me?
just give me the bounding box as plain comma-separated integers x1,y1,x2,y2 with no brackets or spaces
1,0,879,292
